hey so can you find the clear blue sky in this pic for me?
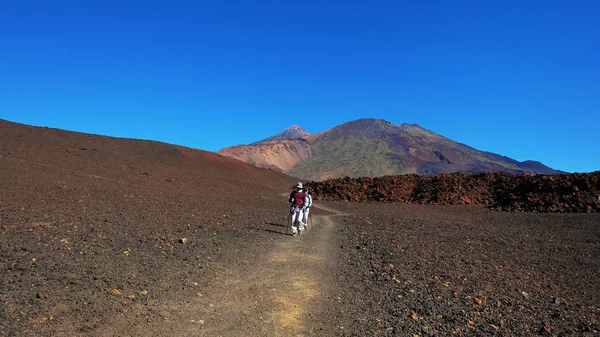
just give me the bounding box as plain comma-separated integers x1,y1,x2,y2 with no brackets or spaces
1,1,598,173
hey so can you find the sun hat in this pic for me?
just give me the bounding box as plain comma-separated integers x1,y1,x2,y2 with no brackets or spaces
296,182,303,189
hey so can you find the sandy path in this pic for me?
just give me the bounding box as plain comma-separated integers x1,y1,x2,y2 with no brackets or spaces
97,202,345,337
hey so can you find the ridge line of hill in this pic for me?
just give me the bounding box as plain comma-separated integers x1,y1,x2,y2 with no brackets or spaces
219,118,564,180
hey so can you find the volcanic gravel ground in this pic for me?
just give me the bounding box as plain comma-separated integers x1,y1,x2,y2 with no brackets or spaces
327,202,600,336
2,120,599,336
3,191,599,336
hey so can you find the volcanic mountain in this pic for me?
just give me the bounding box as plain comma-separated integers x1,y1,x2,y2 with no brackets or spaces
218,126,313,173
218,118,562,180
252,125,310,144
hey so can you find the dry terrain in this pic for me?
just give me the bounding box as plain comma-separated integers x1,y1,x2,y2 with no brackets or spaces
1,120,599,336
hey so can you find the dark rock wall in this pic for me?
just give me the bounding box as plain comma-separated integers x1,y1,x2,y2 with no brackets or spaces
306,172,600,213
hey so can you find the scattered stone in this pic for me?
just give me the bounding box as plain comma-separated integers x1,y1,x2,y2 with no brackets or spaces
179,238,189,245
191,319,204,327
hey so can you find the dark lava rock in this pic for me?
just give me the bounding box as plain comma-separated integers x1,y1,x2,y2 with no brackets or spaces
307,172,600,213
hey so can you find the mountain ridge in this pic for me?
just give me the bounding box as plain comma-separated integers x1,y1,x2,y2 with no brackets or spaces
219,118,563,180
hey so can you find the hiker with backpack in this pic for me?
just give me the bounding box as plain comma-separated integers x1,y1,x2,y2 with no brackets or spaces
289,182,307,236
301,188,313,229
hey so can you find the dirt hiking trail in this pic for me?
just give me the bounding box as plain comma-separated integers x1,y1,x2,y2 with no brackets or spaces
97,202,349,337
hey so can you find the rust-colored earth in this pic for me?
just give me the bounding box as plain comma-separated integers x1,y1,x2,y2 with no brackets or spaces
307,172,600,213
1,120,599,336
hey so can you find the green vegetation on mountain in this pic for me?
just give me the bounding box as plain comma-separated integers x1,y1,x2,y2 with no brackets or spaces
219,118,562,180
288,136,402,180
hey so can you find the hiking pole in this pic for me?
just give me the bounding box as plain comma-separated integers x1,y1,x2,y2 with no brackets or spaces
285,212,291,236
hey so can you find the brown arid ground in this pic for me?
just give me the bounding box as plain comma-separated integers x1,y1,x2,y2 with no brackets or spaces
2,120,600,336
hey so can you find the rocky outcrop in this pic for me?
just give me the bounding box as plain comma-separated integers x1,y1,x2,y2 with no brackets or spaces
306,171,600,212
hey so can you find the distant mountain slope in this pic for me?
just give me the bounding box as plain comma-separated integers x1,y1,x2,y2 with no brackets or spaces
217,139,312,172
289,119,562,180
218,118,562,180
252,125,310,144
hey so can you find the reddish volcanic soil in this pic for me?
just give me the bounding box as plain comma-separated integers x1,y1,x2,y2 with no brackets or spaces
1,120,599,336
306,172,600,213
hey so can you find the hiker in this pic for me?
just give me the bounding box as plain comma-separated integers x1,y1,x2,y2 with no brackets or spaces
289,182,307,236
302,188,313,229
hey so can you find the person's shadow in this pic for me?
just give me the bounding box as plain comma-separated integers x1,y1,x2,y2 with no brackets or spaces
249,221,293,236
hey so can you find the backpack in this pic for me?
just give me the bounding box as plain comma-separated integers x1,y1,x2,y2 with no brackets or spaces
292,190,305,205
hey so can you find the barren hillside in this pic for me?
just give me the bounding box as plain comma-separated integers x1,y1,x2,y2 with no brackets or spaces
1,120,598,336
